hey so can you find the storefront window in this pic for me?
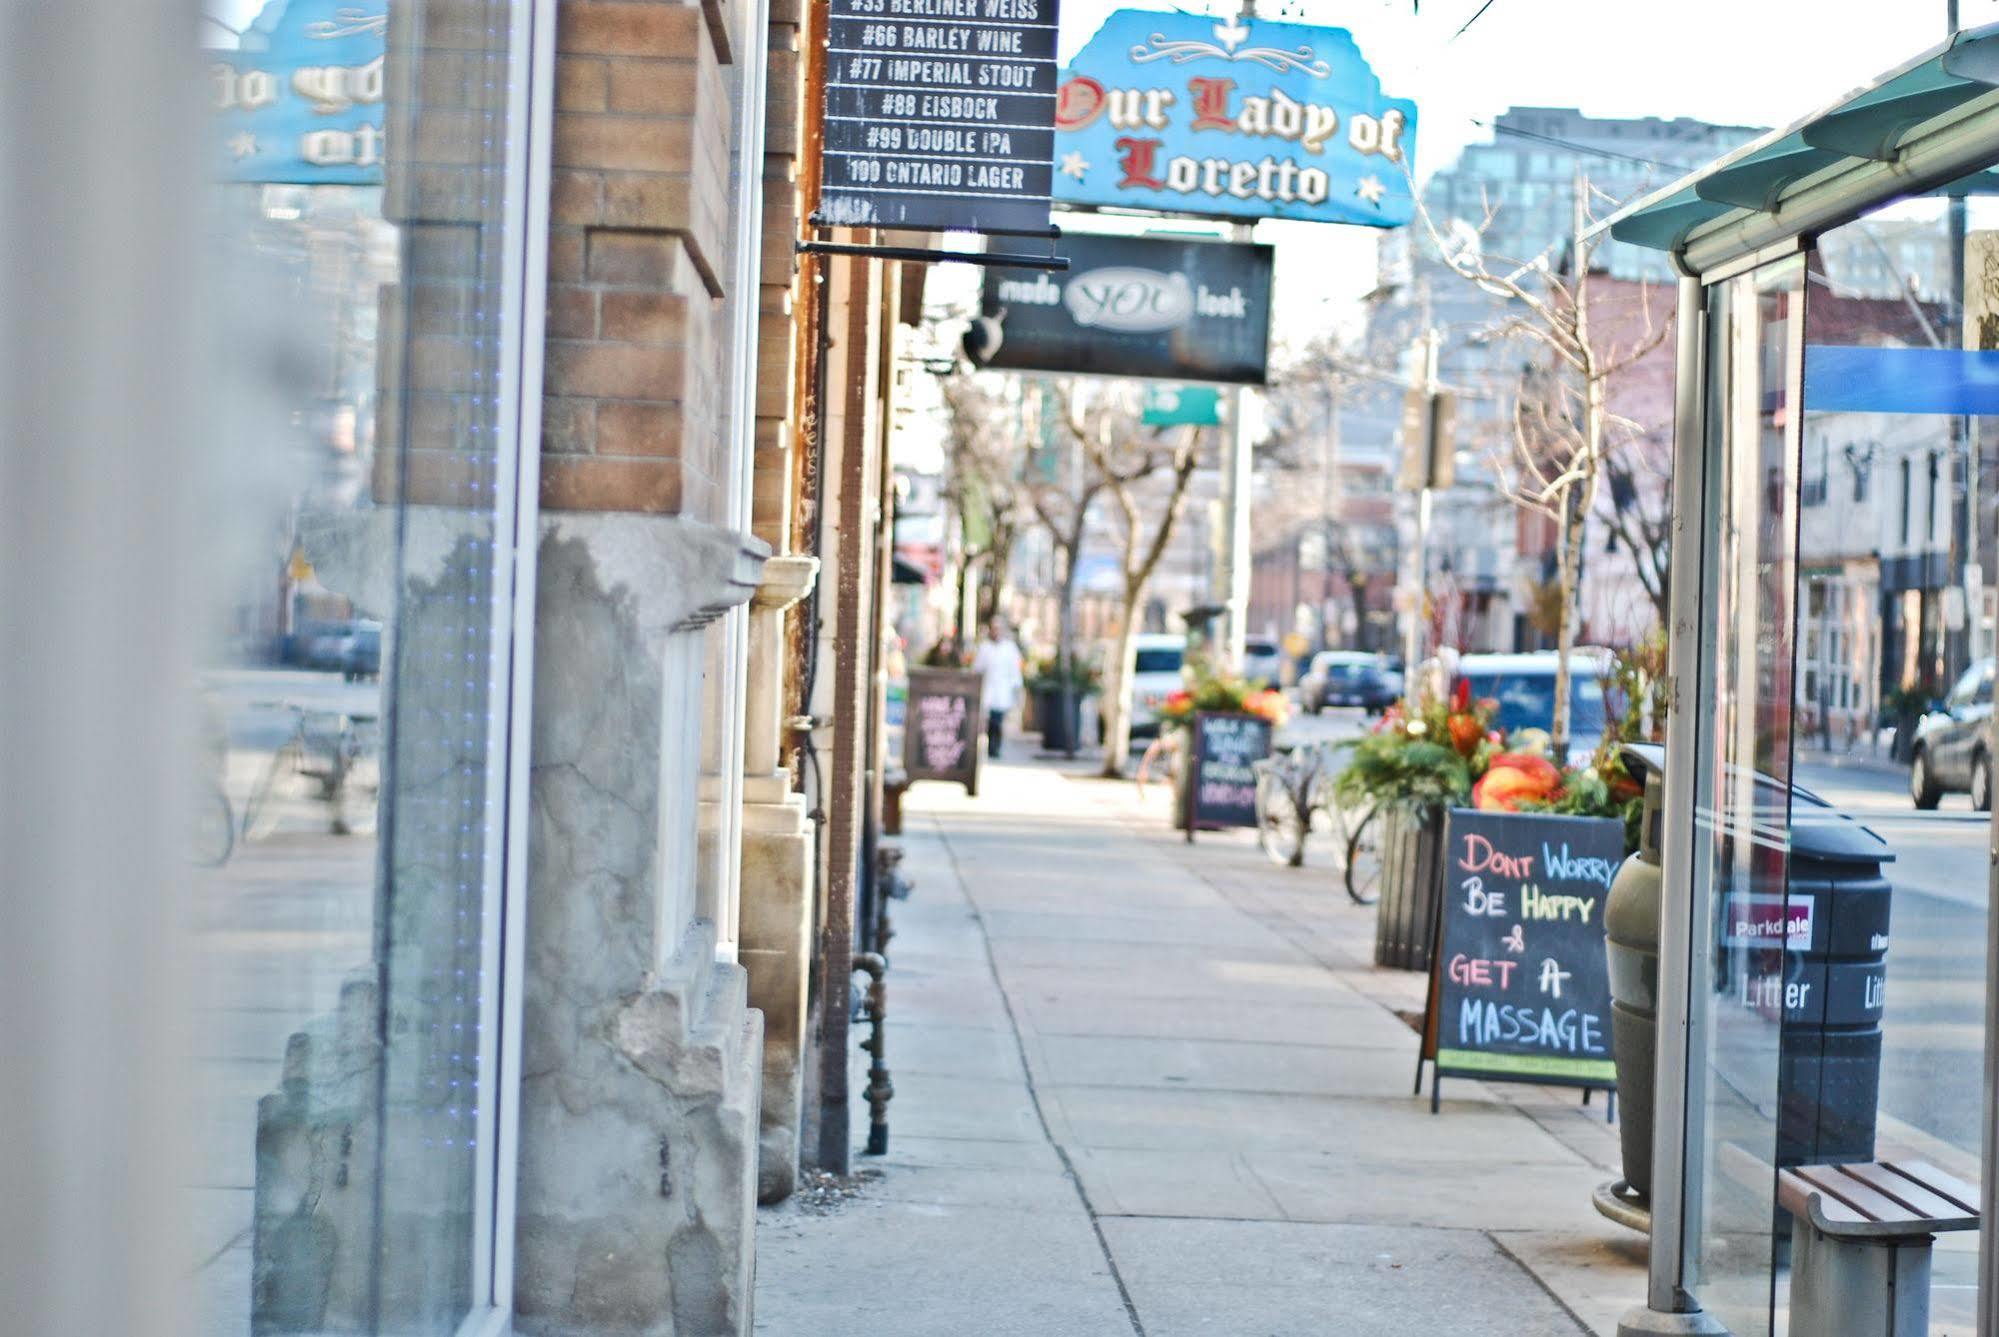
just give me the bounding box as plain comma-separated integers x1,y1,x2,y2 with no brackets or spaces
191,0,528,1329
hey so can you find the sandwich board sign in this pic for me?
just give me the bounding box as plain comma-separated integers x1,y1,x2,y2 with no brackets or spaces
1416,809,1622,1113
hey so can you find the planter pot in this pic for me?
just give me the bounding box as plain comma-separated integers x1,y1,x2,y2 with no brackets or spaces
1373,803,1447,972
1034,685,1085,752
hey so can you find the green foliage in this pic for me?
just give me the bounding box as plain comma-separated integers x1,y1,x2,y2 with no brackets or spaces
1025,654,1099,695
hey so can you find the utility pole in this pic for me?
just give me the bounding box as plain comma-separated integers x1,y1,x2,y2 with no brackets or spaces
1320,369,1340,652
1211,0,1257,671
1947,0,1978,676
1400,326,1440,691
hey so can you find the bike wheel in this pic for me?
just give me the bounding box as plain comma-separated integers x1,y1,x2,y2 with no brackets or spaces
331,742,380,837
1257,773,1308,867
242,739,303,841
1343,806,1382,906
192,784,234,867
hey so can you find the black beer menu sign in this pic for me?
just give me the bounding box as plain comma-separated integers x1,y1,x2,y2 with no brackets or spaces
820,0,1060,232
1428,809,1622,1089
905,668,982,792
1184,712,1272,834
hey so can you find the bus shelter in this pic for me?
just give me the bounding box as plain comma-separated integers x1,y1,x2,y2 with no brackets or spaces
1601,24,1999,1337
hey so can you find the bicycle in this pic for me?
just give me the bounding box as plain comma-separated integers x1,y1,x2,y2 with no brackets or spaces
241,703,381,840
191,779,235,867
1252,741,1382,904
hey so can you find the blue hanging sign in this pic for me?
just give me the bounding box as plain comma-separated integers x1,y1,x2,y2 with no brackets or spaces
1052,10,1417,227
209,0,387,185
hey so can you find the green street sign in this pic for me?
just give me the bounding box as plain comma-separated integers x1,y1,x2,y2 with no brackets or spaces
1141,384,1223,427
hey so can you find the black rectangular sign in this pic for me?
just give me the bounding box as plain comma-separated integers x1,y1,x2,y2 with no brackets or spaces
1428,809,1623,1092
980,233,1274,384
819,0,1059,233
1183,712,1272,835
905,667,982,793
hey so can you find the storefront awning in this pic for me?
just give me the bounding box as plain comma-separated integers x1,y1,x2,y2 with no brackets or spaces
1596,24,1999,274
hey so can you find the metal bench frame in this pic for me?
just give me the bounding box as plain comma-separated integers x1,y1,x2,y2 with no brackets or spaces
1780,1160,1979,1337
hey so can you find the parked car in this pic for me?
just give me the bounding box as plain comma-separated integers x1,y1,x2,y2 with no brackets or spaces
1453,652,1607,758
1243,636,1282,687
1123,633,1186,739
341,621,382,681
1909,657,1995,809
1299,651,1398,714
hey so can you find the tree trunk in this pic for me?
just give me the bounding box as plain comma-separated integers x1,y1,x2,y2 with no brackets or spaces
1551,486,1581,766
1057,519,1083,757
1099,592,1143,777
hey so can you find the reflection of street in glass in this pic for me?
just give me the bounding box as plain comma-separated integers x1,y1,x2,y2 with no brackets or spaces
187,668,381,1335
205,670,381,851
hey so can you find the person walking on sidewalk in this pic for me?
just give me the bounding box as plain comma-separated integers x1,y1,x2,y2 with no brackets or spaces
972,617,1024,759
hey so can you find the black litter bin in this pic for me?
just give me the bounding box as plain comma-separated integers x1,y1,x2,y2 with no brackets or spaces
1772,795,1894,1166
1603,745,1894,1201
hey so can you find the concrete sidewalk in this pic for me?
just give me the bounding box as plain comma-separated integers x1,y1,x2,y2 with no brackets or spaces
754,758,1647,1336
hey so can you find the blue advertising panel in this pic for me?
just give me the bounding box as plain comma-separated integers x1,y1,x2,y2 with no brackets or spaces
210,0,386,185
1052,10,1417,227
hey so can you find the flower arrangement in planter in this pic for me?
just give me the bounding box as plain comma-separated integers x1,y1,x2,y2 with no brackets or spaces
1155,666,1289,733
1024,654,1101,696
1025,654,1101,751
1334,680,1500,814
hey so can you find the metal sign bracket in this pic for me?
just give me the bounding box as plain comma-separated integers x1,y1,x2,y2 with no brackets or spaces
798,218,1068,270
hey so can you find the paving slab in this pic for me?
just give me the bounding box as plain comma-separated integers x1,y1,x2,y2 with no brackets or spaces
1099,1216,1593,1337
756,757,1646,1335
1013,992,1398,1049
1025,1031,1433,1097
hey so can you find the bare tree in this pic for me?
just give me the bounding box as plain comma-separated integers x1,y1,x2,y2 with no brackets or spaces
940,374,1029,640
1094,418,1208,778
1601,442,1672,631
1023,382,1124,750
1410,169,1672,761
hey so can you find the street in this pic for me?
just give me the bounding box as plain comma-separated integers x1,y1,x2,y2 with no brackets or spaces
1792,759,1991,1167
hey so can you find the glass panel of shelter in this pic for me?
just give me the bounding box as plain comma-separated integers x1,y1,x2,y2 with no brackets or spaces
1680,174,1999,1335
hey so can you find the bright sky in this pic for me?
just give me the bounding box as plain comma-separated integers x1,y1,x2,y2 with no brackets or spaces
1046,0,1999,346
213,0,1999,346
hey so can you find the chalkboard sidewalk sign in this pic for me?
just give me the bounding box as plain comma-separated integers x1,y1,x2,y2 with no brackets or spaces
1182,711,1272,842
1415,808,1624,1116
905,668,983,795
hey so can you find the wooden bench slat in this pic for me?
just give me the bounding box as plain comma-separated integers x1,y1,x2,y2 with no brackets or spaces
1840,1163,1970,1223
1884,1160,1980,1216
1787,1166,1910,1226
1781,1167,1888,1225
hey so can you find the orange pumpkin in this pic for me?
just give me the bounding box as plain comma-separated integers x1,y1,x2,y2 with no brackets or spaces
1471,752,1564,811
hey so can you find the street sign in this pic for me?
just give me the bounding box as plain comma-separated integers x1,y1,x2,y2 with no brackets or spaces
209,0,386,185
1052,10,1418,227
979,233,1273,384
1142,384,1224,426
819,0,1061,233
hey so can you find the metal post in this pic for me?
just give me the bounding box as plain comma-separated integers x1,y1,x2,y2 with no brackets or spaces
1216,302,1253,668
1401,330,1440,690
1616,276,1728,1337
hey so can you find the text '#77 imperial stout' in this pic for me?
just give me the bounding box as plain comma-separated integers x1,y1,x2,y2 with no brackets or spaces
819,0,1061,233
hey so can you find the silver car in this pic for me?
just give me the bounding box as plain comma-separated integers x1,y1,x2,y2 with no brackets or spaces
1909,657,1995,810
